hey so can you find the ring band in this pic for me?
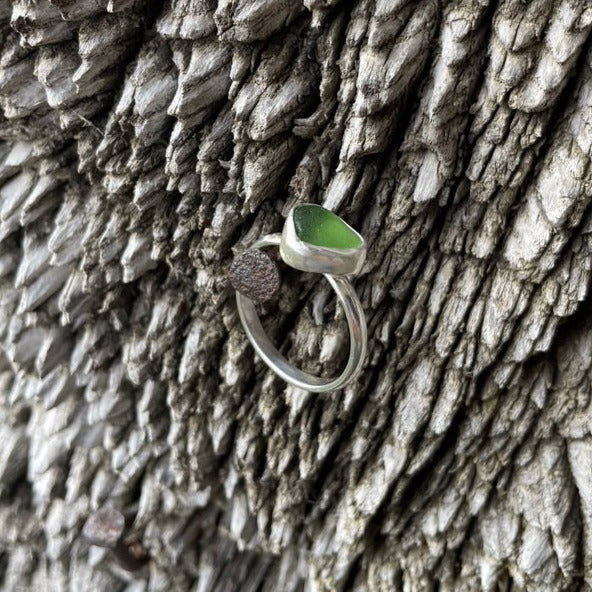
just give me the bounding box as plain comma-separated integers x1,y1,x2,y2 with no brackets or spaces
234,227,368,392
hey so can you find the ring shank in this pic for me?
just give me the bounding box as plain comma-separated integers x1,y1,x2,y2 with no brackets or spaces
235,234,367,392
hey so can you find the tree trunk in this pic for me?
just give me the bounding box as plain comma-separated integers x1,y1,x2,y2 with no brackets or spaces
1,0,591,590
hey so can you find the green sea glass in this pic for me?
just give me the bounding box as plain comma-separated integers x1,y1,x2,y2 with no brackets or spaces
293,205,362,250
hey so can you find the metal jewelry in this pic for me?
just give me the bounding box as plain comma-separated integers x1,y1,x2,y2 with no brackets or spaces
232,204,367,392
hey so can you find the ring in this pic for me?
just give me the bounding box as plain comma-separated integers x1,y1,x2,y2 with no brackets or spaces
233,204,367,392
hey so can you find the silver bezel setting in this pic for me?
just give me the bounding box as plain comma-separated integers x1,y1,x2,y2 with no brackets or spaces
279,204,366,276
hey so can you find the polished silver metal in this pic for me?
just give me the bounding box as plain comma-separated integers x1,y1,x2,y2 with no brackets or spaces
280,205,366,276
235,221,367,392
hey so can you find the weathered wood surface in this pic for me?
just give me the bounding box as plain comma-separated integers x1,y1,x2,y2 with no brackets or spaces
0,0,591,590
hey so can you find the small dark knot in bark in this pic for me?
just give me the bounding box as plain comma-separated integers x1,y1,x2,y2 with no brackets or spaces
82,507,148,571
228,248,280,303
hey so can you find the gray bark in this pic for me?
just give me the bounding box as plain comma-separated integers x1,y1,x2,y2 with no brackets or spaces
0,0,591,590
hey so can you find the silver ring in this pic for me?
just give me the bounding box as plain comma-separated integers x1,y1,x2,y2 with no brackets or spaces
234,204,367,393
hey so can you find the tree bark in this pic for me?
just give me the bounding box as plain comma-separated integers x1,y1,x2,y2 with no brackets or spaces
1,0,591,590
